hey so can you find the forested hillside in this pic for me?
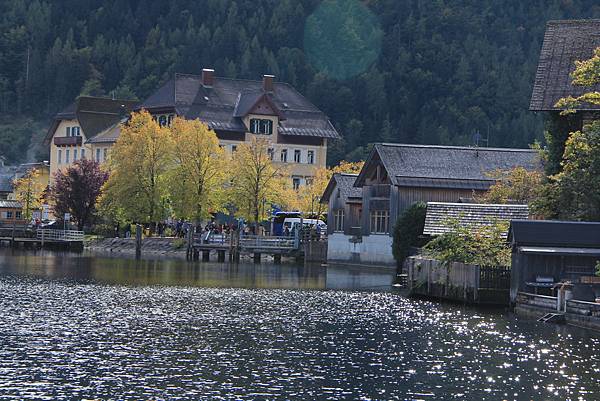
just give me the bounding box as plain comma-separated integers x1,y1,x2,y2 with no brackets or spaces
1,0,600,165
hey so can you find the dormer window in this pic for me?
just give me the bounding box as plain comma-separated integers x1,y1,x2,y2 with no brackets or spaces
250,118,273,135
155,114,175,127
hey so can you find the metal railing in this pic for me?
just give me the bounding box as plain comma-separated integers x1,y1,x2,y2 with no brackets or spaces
36,229,84,242
239,235,297,250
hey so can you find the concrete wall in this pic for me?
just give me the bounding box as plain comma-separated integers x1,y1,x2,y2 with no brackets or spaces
327,232,395,266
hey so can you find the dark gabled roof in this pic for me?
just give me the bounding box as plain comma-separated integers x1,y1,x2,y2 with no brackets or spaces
355,143,541,189
424,202,529,238
509,220,600,248
320,173,361,204
86,119,126,144
45,97,138,144
139,73,340,139
0,173,14,193
530,20,600,111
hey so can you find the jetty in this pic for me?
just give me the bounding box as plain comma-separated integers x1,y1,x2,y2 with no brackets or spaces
189,230,326,263
0,225,84,249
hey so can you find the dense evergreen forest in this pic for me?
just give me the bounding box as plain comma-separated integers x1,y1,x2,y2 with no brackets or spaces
1,0,600,165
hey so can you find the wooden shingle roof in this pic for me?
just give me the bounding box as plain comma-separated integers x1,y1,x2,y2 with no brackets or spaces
424,202,529,238
530,20,600,111
356,143,541,189
320,173,361,204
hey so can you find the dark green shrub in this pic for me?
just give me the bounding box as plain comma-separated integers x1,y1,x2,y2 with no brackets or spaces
392,202,428,268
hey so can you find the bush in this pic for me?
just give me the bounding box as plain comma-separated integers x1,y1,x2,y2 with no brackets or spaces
392,202,428,268
422,218,511,268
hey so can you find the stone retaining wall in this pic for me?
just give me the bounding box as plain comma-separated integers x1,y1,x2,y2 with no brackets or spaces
86,237,188,257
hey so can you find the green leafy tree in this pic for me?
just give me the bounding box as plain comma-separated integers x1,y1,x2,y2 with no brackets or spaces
538,121,600,221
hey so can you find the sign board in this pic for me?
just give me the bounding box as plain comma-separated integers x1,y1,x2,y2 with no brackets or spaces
64,213,71,221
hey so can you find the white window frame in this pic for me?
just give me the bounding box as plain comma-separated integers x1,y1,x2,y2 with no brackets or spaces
73,148,78,161
81,148,85,159
281,149,288,163
307,150,315,164
292,177,301,190
103,148,108,162
294,149,301,163
58,149,62,164
65,149,70,163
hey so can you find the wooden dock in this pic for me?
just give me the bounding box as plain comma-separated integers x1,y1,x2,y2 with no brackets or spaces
190,232,302,263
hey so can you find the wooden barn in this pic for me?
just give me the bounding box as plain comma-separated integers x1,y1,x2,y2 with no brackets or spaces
321,143,540,266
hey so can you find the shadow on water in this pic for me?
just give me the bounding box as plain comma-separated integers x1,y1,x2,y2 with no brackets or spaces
0,248,396,291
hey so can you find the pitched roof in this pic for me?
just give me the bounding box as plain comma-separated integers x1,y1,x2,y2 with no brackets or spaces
45,97,138,144
530,20,600,111
139,73,340,139
320,173,362,204
424,202,529,238
0,173,14,193
509,220,600,248
355,143,541,189
0,200,22,209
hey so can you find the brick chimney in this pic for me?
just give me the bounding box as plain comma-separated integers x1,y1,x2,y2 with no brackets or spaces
263,74,275,92
202,68,214,87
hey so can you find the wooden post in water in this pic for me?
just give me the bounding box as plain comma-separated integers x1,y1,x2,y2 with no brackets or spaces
135,224,142,259
11,221,16,248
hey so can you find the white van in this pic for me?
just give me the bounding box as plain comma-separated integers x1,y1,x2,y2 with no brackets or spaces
283,218,327,232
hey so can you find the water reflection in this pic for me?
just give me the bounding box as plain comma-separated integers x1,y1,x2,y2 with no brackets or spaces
0,249,395,290
1,249,599,400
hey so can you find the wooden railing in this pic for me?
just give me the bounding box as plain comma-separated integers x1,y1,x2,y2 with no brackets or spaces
36,229,84,242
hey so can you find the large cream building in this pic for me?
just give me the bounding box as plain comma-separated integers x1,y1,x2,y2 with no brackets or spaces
46,70,340,189
139,69,340,188
44,97,138,179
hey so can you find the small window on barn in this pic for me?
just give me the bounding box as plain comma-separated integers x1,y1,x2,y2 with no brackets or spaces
334,209,344,232
15,211,21,219
6,211,13,219
370,210,389,234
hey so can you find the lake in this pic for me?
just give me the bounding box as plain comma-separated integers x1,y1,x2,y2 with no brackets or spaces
0,248,599,400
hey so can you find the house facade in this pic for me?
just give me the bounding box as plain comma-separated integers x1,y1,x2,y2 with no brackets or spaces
322,143,541,266
44,97,138,181
138,69,340,188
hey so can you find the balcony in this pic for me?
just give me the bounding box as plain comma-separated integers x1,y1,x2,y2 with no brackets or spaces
369,184,390,198
54,136,82,146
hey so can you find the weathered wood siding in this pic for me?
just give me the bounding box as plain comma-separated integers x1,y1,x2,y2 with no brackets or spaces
397,187,481,214
406,257,510,305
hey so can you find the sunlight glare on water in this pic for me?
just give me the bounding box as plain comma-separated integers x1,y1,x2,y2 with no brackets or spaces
0,250,599,400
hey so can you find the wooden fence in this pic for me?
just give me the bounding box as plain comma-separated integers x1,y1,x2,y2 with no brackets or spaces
406,257,510,305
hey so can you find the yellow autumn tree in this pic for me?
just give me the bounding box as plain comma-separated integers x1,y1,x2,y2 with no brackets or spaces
101,110,173,229
293,160,365,215
12,168,44,220
168,117,227,222
229,137,291,231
